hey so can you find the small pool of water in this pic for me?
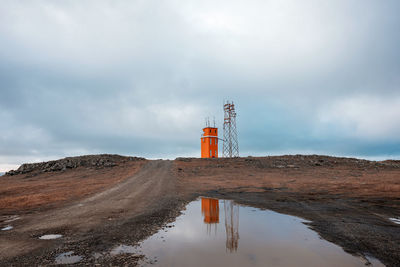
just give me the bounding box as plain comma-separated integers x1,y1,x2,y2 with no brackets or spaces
1,225,13,231
55,251,83,264
111,244,136,255
389,217,400,225
39,234,63,240
131,198,383,267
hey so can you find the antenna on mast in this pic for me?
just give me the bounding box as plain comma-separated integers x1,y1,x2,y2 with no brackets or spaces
223,100,239,158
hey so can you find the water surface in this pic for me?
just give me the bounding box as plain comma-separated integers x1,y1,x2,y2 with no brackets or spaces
389,217,400,225
122,198,384,266
55,251,83,264
39,234,62,240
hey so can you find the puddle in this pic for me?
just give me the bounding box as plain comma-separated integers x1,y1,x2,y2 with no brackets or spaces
39,234,63,240
55,251,83,264
365,256,386,266
1,225,13,231
110,244,136,255
93,252,104,259
132,198,384,267
389,217,400,225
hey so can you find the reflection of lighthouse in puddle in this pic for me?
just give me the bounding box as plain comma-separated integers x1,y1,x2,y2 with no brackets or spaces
201,198,219,235
201,197,239,252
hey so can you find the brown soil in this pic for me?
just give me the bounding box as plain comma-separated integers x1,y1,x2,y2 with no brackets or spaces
0,155,145,213
175,156,400,198
0,155,399,266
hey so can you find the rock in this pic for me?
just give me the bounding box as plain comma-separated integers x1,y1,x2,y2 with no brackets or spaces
104,162,116,167
175,157,194,162
4,154,145,176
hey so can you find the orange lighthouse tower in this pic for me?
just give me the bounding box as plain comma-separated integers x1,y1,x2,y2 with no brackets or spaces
201,120,218,158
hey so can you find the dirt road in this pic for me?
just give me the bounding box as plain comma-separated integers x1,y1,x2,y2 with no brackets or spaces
1,155,399,266
1,160,182,266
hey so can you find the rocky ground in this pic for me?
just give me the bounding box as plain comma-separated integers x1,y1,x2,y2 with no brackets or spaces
5,154,145,176
0,155,399,266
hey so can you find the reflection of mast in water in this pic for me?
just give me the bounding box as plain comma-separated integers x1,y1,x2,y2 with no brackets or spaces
201,198,219,235
224,200,239,252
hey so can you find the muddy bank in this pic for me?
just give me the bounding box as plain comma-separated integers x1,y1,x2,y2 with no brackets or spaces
1,155,399,266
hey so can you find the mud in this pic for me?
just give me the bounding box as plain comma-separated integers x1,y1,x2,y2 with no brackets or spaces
0,155,399,266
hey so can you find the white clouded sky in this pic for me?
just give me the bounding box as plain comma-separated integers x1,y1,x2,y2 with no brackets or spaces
1,0,399,171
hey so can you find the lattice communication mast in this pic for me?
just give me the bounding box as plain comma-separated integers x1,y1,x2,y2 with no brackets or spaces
223,101,239,158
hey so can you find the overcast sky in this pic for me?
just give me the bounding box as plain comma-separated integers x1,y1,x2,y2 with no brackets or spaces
1,0,400,171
